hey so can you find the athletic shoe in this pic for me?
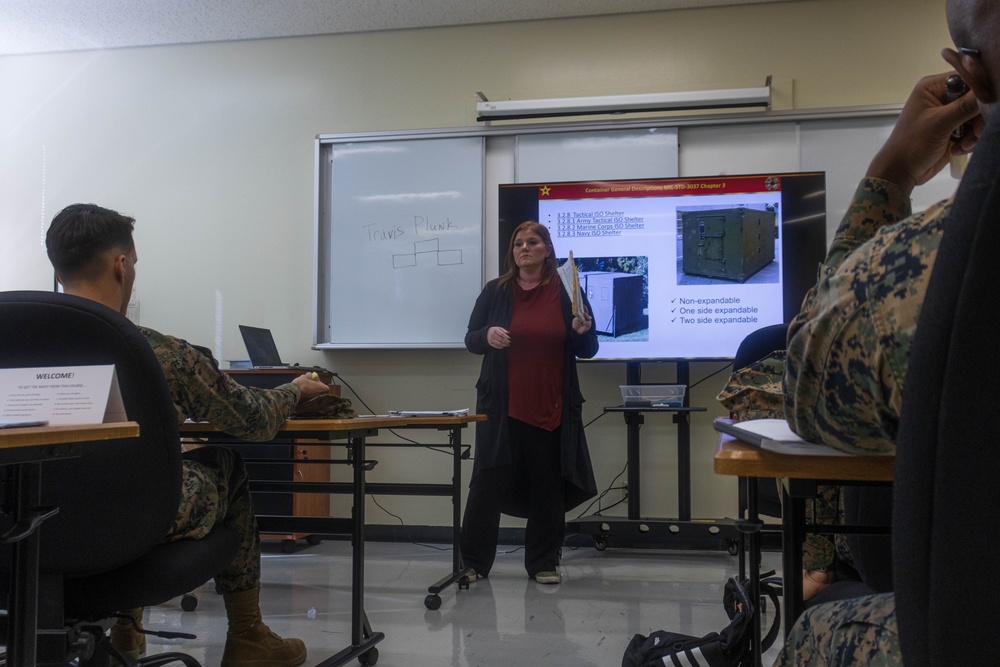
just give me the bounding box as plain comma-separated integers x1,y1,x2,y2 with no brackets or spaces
534,571,561,585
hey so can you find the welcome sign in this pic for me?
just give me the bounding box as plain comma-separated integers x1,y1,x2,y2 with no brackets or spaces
0,365,126,426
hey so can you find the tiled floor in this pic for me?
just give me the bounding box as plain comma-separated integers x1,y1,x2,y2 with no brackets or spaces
142,540,783,666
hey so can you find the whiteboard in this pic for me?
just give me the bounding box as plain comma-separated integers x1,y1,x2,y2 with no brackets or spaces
516,128,678,182
799,116,956,244
319,136,484,348
680,122,799,176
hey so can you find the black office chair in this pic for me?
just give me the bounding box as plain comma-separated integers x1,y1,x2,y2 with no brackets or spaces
732,322,788,519
0,291,241,667
892,110,1000,666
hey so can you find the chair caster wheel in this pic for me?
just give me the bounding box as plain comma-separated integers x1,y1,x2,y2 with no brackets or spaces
424,594,441,610
594,537,608,551
358,647,379,665
181,593,198,611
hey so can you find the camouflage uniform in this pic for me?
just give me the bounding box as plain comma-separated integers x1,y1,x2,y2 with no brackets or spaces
716,352,839,571
141,327,300,593
785,178,952,455
717,351,787,422
774,179,953,666
774,592,900,666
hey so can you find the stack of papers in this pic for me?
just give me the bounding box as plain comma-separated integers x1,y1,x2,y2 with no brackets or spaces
714,418,853,456
556,252,584,318
388,408,469,417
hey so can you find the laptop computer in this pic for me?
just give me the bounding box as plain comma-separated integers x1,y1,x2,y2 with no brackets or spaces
238,325,291,369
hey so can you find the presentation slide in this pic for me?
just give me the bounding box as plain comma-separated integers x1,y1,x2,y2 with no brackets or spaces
499,173,826,361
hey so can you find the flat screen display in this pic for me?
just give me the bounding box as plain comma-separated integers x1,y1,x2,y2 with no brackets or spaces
498,172,827,361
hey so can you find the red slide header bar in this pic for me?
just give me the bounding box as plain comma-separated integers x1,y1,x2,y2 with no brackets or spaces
537,175,785,200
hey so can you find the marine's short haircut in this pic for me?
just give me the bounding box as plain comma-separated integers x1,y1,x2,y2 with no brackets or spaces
46,203,135,282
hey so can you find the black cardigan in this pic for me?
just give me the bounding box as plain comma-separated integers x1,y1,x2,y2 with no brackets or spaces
465,277,599,516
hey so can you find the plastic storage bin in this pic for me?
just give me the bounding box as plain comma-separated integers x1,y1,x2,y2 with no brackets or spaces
620,384,686,407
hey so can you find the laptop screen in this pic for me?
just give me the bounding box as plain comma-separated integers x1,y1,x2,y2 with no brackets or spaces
239,325,284,367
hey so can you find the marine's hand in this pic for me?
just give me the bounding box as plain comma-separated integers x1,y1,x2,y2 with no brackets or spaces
487,326,510,349
293,373,331,401
866,72,982,194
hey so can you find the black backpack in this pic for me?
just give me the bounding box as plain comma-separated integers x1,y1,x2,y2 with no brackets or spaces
622,575,781,667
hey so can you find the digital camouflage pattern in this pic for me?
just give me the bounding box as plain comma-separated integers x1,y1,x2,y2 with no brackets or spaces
784,178,953,455
141,327,299,440
717,352,841,571
773,178,954,665
170,446,260,593
141,327,301,593
717,351,787,422
773,592,899,667
294,392,356,419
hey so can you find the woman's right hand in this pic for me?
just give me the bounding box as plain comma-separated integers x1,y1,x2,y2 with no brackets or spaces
487,326,510,349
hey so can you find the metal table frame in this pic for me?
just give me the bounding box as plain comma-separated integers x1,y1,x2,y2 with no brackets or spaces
181,415,481,666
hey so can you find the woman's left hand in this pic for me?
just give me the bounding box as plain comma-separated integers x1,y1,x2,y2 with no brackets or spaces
572,307,592,334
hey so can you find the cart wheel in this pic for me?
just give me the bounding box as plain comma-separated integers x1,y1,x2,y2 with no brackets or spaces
727,541,739,556
306,535,322,546
181,594,198,612
281,539,297,554
424,594,441,610
594,537,608,551
358,647,379,666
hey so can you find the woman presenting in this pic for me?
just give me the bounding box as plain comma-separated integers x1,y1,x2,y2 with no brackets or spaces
461,220,599,585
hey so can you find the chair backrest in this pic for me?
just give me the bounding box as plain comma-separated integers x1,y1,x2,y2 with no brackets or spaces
732,322,788,371
0,291,181,576
893,111,1000,666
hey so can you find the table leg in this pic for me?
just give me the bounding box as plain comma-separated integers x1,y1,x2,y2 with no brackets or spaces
738,476,747,580
319,435,383,667
425,427,475,609
747,473,763,667
782,482,806,638
451,427,462,573
352,436,365,647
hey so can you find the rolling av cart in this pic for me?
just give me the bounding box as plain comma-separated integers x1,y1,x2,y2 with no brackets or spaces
567,361,741,552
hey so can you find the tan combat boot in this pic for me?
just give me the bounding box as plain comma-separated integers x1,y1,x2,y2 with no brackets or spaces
221,585,306,667
109,607,146,662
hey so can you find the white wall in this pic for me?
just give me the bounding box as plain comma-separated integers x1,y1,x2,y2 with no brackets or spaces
0,0,950,528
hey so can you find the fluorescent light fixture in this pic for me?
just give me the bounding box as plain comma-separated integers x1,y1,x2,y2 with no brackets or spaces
476,86,771,121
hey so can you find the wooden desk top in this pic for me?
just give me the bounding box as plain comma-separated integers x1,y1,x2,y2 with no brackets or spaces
179,414,485,435
714,432,894,482
0,421,140,450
